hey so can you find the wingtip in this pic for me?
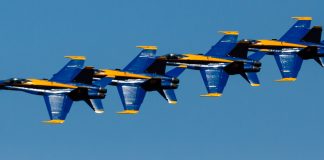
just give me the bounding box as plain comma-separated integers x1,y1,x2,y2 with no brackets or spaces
136,46,157,50
218,31,239,35
200,93,222,97
251,83,261,87
42,119,65,124
95,110,104,114
168,100,177,104
275,78,297,82
117,110,139,114
64,56,86,60
292,16,312,21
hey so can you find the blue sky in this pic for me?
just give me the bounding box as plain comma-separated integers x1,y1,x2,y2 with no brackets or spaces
0,0,323,159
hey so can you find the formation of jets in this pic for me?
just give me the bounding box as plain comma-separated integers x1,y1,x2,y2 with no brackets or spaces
1,16,323,124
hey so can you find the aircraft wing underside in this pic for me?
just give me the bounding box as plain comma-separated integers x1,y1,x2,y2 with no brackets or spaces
43,93,73,124
200,67,229,96
117,83,147,113
274,52,303,81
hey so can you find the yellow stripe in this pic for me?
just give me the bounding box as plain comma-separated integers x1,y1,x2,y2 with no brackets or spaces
183,54,234,63
136,46,157,50
275,78,297,82
218,31,239,35
251,83,260,87
64,56,86,60
178,65,187,68
200,93,222,97
43,119,65,124
253,40,307,48
97,69,151,79
168,100,177,104
26,79,78,89
117,110,139,114
292,16,312,20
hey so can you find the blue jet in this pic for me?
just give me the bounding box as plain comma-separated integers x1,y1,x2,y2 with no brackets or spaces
94,46,184,114
156,31,262,97
0,56,110,124
249,17,324,82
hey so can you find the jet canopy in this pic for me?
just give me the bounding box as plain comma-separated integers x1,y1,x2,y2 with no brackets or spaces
3,78,30,84
163,53,186,59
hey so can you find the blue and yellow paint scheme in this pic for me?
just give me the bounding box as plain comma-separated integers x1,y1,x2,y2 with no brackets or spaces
94,46,184,114
156,31,262,97
0,56,111,124
249,17,324,82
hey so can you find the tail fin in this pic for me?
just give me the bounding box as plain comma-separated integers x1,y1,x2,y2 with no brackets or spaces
248,52,266,61
240,72,260,86
280,17,312,42
158,89,177,104
123,46,157,73
227,40,251,58
50,56,85,83
165,67,185,77
84,99,104,113
73,66,95,84
145,60,167,75
205,31,238,57
302,26,322,43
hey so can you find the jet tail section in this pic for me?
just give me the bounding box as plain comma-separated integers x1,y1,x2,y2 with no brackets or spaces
123,46,157,73
297,46,318,59
302,26,322,43
73,66,94,84
280,17,312,42
240,72,260,86
227,40,251,59
205,31,238,57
